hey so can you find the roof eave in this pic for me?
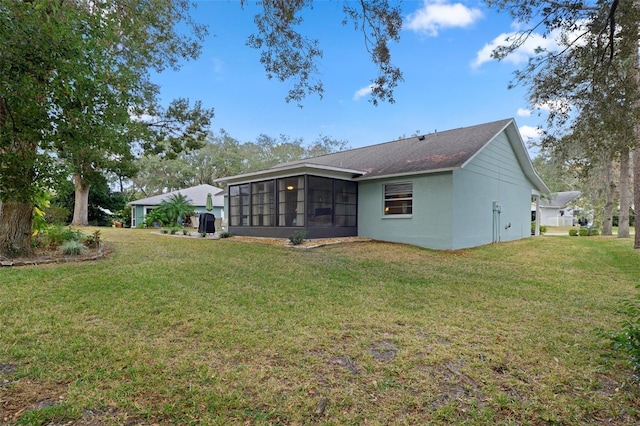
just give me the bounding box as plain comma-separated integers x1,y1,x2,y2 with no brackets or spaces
215,163,366,185
355,167,457,181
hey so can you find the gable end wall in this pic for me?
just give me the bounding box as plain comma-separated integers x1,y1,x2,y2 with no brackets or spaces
451,132,535,249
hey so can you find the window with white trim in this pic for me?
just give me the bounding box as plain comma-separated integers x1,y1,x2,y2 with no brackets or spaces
384,182,413,215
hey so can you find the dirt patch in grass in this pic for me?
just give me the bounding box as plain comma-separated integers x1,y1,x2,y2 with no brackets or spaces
1,378,67,424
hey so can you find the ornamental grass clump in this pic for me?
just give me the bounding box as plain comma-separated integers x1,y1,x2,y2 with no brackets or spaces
59,240,87,256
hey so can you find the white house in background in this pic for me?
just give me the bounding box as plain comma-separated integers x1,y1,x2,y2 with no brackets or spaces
128,184,225,228
532,191,582,227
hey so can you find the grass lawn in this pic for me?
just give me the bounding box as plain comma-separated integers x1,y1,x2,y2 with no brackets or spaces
1,228,639,425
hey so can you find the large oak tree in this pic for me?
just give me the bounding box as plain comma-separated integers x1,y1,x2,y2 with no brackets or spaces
0,0,207,256
487,0,640,247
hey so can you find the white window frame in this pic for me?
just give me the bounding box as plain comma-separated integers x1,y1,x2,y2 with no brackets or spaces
383,182,413,216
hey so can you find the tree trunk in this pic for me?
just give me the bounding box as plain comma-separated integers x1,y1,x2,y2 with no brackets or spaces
71,174,90,226
618,145,631,238
0,201,34,258
634,147,640,248
602,157,615,235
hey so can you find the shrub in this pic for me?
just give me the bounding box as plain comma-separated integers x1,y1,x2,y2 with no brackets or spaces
611,294,640,378
161,229,169,234
145,209,168,228
83,230,101,248
200,232,207,238
531,223,547,235
42,225,84,249
569,228,578,236
219,231,230,238
288,230,307,246
579,229,589,236
590,228,599,236
182,229,190,235
60,240,87,256
170,228,178,235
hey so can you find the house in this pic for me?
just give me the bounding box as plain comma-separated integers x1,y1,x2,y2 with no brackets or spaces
128,184,225,228
216,119,550,250
532,191,582,227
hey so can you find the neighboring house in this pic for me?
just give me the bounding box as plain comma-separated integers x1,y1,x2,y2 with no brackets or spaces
216,118,550,250
532,191,582,227
128,184,225,228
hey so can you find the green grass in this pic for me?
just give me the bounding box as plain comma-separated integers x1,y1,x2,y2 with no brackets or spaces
1,228,639,425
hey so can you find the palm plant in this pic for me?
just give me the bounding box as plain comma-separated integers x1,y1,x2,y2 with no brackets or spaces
155,193,195,227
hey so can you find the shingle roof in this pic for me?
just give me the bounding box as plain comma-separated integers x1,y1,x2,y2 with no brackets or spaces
273,118,514,178
217,118,549,193
128,184,225,207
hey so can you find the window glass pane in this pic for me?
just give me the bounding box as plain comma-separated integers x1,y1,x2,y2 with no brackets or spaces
230,184,250,226
334,179,357,227
277,176,304,226
308,176,334,227
251,180,275,226
384,183,412,215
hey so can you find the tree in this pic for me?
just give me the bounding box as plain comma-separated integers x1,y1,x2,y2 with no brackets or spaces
0,0,207,256
1,0,400,257
531,155,577,193
486,0,640,247
154,193,195,227
131,131,349,196
67,98,213,226
244,0,403,106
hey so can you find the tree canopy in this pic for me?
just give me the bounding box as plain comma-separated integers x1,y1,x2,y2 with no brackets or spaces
487,0,640,247
0,0,207,256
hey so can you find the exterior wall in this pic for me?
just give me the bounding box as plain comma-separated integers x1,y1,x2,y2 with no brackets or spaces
356,131,539,250
357,173,454,249
451,132,535,249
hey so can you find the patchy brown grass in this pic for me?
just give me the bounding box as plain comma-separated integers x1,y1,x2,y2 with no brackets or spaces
0,228,639,425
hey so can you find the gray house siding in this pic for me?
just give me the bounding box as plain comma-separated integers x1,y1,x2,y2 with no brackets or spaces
216,119,549,250
358,173,454,250
358,132,539,250
452,132,535,248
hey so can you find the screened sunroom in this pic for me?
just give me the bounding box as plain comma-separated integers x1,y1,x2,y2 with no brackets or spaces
220,164,362,239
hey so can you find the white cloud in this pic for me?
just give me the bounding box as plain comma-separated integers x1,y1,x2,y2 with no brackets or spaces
404,0,483,36
519,125,542,141
472,31,561,68
517,108,532,117
353,85,374,101
472,20,590,69
534,99,571,114
130,112,158,122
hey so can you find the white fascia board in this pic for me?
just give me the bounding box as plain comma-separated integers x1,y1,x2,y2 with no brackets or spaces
355,167,456,181
216,163,365,185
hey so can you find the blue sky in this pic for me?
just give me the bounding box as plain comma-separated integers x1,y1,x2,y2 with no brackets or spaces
152,0,554,154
